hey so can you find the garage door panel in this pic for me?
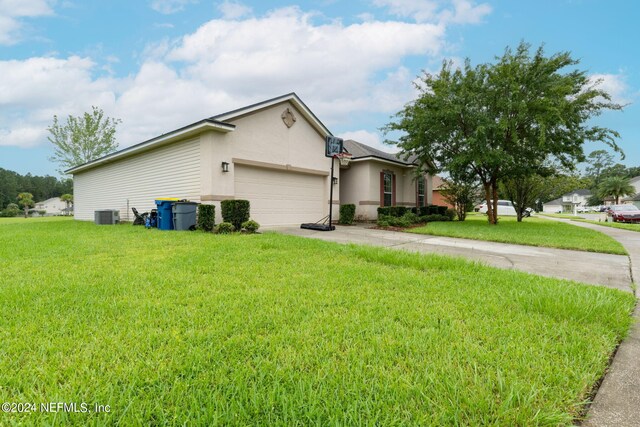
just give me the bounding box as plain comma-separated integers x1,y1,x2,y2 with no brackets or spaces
234,165,326,226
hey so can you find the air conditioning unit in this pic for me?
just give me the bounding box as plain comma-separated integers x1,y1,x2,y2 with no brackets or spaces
94,209,120,225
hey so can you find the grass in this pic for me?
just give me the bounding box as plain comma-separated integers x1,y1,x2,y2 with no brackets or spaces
573,218,640,232
0,218,635,425
408,214,627,255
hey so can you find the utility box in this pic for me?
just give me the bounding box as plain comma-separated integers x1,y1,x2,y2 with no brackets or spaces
94,210,120,225
173,202,199,231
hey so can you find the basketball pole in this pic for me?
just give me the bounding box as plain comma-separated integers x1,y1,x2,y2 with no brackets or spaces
328,155,336,230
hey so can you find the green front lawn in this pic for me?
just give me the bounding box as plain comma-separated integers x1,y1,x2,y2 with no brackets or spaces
408,214,627,255
0,218,634,425
574,218,640,232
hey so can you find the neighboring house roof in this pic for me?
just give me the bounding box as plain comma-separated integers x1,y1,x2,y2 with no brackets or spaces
66,93,326,175
343,139,417,167
566,189,591,196
432,175,446,190
544,197,563,206
623,192,640,202
35,197,61,205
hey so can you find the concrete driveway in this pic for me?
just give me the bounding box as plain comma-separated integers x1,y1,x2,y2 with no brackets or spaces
271,223,632,293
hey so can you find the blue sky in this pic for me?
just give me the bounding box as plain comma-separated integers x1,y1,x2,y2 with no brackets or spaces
0,0,638,176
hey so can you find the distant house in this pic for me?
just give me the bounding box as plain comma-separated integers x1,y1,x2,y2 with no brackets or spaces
340,140,432,221
431,175,454,209
34,197,71,216
542,189,591,213
621,175,640,207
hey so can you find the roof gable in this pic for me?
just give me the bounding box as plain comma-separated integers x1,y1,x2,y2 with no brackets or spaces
212,93,331,138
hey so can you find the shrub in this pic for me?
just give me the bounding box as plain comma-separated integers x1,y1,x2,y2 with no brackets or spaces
402,212,420,224
426,205,439,215
445,208,456,221
197,204,215,232
377,207,391,217
389,206,408,217
421,214,450,223
221,200,250,230
242,219,260,234
339,204,356,225
214,222,235,234
437,206,448,216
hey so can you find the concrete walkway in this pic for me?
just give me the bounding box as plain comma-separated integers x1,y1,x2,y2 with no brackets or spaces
271,220,640,426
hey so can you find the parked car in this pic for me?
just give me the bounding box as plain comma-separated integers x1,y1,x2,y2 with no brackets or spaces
478,200,527,216
606,205,640,223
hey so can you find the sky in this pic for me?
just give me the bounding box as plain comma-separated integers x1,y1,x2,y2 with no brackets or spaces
0,0,638,177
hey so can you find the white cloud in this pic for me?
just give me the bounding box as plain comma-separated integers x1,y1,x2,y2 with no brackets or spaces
590,72,633,105
372,0,491,24
0,0,53,45
217,1,252,20
149,0,196,15
338,130,397,153
0,4,491,151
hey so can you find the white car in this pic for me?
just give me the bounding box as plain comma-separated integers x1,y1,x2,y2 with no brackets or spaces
478,200,518,216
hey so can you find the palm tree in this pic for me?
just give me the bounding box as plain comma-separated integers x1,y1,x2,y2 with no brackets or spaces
17,192,34,218
598,176,636,204
60,194,73,216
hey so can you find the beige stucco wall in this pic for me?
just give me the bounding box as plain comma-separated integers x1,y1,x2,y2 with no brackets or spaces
339,158,431,221
202,101,337,223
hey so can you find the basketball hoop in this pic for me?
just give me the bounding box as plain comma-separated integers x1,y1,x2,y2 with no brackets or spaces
335,152,352,167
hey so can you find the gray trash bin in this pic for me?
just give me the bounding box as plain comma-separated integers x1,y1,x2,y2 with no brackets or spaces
172,202,198,231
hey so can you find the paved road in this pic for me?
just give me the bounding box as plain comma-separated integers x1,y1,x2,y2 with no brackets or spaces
270,220,640,426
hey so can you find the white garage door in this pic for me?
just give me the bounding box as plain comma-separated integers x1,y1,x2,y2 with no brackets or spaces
234,165,326,226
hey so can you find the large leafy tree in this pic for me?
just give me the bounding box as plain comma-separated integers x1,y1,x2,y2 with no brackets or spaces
598,176,635,204
385,42,623,224
48,106,121,174
585,150,615,187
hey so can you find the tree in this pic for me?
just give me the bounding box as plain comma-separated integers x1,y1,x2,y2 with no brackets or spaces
598,176,635,204
500,174,547,222
585,150,615,187
385,42,623,224
439,170,479,221
17,192,34,218
48,106,121,174
60,194,73,216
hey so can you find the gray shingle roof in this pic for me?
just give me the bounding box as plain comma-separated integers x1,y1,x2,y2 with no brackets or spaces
343,139,417,166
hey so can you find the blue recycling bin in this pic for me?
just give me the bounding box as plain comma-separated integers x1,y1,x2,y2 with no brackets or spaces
155,199,178,230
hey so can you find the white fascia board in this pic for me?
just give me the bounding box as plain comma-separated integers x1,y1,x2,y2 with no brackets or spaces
66,120,234,174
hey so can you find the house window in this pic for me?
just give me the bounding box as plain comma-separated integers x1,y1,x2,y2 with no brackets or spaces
417,177,425,207
383,172,393,206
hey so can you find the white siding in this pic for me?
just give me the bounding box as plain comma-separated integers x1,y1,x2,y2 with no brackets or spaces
234,165,325,226
74,138,201,221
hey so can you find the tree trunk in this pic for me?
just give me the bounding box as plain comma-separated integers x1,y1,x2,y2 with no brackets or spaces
24,207,28,218
483,182,494,224
490,179,499,225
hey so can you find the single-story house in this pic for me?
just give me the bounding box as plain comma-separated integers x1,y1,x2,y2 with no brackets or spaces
339,140,432,221
68,93,432,226
34,197,71,216
542,189,591,213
